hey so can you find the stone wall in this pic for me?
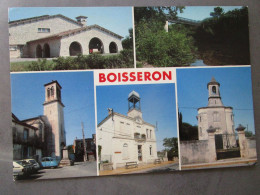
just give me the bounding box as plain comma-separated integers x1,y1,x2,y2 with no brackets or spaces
180,140,210,164
246,137,257,158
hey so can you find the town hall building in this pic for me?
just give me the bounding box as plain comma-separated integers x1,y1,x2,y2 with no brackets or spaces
9,14,123,58
12,80,66,160
97,91,158,169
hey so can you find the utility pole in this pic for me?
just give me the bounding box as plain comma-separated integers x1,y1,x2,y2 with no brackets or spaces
81,122,87,162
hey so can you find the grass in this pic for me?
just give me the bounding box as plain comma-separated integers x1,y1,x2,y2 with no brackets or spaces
10,60,54,72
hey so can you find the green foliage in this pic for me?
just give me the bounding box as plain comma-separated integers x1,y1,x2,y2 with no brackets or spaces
194,6,250,65
19,51,134,71
122,28,133,50
163,137,178,160
245,131,254,138
210,7,224,18
67,145,74,154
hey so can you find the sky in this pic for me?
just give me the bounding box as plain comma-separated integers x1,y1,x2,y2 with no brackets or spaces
96,83,177,151
177,6,243,21
11,71,95,145
8,7,133,38
176,66,255,134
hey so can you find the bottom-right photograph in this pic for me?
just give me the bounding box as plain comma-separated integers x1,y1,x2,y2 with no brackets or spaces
176,66,257,170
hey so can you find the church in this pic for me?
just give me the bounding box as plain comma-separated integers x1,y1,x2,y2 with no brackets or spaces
97,91,158,169
197,77,236,148
12,80,66,160
9,14,123,58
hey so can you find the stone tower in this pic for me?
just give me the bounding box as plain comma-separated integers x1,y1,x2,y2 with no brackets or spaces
197,77,236,147
127,91,142,120
43,80,66,158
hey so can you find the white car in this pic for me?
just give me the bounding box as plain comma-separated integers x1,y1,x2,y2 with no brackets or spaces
24,159,41,172
13,161,25,181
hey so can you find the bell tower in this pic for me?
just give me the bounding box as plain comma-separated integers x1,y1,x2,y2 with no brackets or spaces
207,77,224,107
127,91,142,119
43,80,66,158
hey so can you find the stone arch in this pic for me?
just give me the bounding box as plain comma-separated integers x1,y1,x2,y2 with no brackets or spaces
69,41,82,56
89,37,104,54
109,42,118,53
43,43,50,58
36,44,42,58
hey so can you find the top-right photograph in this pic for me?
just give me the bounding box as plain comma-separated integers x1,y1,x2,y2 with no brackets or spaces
134,6,250,67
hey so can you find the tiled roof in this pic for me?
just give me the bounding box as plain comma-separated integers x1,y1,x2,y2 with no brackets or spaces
9,14,83,27
27,24,123,43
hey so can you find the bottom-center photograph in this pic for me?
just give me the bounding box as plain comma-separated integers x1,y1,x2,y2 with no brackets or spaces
96,84,179,175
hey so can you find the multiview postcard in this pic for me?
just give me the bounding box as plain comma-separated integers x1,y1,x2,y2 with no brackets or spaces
9,6,257,181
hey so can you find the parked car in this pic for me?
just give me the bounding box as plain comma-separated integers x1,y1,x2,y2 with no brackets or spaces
15,160,34,174
24,159,41,172
41,157,59,168
13,161,25,181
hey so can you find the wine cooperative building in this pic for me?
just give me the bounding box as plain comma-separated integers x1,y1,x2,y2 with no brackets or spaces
97,91,158,169
9,14,123,58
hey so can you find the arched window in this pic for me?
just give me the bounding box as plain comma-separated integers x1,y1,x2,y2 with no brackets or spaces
212,86,216,95
43,43,50,58
47,88,50,97
213,112,220,122
122,143,128,160
89,37,104,54
36,44,42,58
69,42,82,56
50,86,54,96
109,42,118,53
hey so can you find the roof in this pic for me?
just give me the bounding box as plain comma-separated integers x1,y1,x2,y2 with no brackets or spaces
207,77,220,88
9,14,83,27
12,113,38,130
44,80,62,89
98,112,155,128
128,90,140,99
27,24,123,43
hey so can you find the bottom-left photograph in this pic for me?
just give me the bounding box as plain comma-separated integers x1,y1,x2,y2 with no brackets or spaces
11,71,97,180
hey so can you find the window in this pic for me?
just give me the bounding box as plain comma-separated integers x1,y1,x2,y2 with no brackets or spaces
200,116,202,122
50,86,54,96
23,128,28,141
146,129,149,138
213,112,220,122
122,143,128,159
47,88,50,97
150,130,152,139
200,127,202,135
38,28,50,33
212,86,216,94
149,145,152,155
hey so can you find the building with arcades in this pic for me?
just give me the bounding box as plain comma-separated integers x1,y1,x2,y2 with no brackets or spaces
12,80,66,160
97,91,158,170
9,14,123,58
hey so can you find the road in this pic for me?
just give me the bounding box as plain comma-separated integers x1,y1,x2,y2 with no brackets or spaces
19,161,97,180
129,162,179,174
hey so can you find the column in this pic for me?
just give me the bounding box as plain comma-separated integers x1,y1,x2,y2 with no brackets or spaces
207,126,217,162
236,124,248,158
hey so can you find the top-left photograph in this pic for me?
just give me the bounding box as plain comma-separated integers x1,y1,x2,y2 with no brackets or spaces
9,7,134,72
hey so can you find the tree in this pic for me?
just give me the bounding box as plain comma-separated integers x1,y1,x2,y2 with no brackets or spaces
122,28,133,50
245,131,253,138
210,7,224,18
163,137,178,160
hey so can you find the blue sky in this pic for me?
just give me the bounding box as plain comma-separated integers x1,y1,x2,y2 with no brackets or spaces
9,7,133,38
96,83,177,151
176,67,255,134
178,6,243,21
11,71,95,145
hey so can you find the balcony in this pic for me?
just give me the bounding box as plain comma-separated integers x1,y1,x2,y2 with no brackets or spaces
134,133,146,141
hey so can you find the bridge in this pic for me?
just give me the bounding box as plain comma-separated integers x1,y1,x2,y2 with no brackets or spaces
166,16,201,26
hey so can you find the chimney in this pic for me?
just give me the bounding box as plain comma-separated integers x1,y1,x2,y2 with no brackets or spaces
76,16,87,26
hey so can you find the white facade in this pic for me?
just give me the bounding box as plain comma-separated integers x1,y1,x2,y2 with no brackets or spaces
98,91,158,169
9,14,123,58
197,77,236,147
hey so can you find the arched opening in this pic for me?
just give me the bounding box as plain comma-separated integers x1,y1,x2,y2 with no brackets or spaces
36,44,42,58
43,43,50,58
109,42,118,53
212,86,216,94
89,37,103,54
69,42,82,56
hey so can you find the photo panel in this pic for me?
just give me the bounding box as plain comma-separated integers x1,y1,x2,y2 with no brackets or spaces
176,66,257,170
94,68,179,175
11,71,97,180
134,6,250,68
9,7,134,72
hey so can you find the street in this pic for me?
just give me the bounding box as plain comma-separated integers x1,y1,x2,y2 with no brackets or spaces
18,161,97,180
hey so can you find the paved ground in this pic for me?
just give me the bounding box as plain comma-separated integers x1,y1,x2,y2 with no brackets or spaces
99,161,179,176
19,161,97,181
181,158,257,170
